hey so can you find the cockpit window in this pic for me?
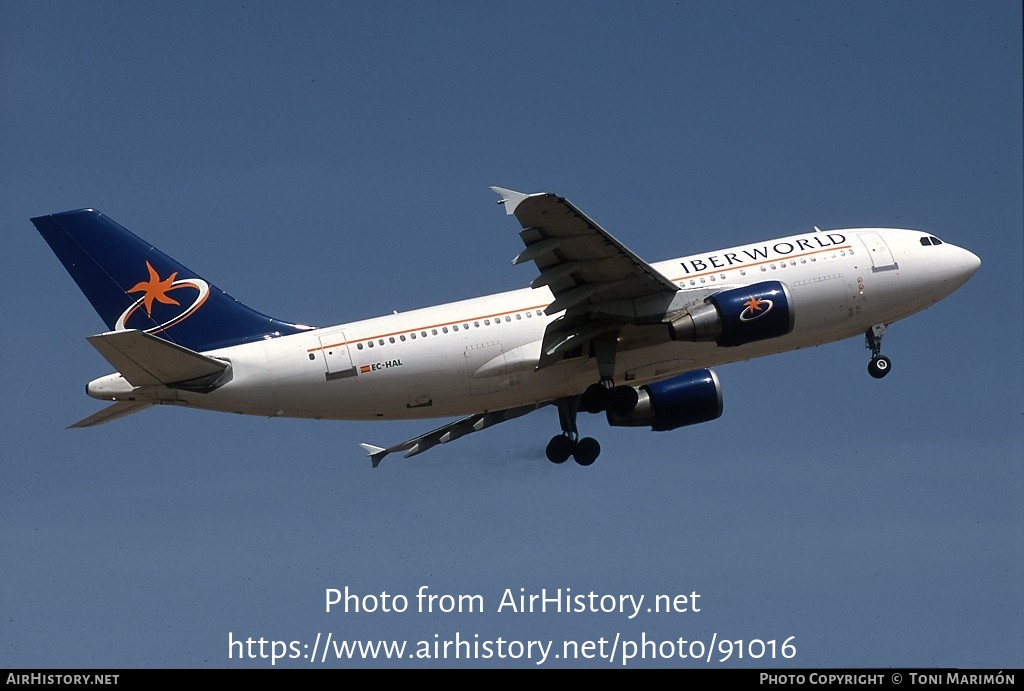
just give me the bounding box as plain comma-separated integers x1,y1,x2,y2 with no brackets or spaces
929,236,943,245
920,236,945,246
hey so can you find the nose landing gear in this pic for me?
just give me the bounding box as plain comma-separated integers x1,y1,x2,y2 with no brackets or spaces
865,323,892,379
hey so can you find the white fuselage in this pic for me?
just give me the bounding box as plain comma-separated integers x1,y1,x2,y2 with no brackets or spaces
88,227,980,420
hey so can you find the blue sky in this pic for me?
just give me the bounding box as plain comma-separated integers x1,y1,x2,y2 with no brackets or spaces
2,1,1021,668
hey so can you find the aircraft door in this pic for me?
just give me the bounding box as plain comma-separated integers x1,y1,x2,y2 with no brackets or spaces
859,232,899,272
318,333,357,381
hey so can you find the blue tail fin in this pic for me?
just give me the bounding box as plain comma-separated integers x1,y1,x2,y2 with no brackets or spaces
32,209,315,351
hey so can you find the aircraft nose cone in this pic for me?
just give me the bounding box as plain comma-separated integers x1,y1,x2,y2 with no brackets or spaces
963,249,981,276
956,247,981,283
947,246,981,291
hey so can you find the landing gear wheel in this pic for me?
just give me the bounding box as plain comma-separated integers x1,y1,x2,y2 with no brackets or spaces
868,355,891,379
580,383,611,414
864,324,891,379
608,386,639,416
573,437,601,466
546,434,575,464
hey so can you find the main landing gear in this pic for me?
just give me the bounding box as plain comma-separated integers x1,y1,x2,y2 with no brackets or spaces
865,323,892,379
546,332,637,466
547,377,640,467
547,397,601,466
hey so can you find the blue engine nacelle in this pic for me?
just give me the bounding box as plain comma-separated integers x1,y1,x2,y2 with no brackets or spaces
606,369,723,432
669,281,794,347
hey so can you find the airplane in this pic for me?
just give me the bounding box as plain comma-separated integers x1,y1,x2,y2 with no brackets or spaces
31,187,980,467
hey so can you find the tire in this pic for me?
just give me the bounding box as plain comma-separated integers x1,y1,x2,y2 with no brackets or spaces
573,437,601,466
546,435,574,463
580,383,610,414
609,386,640,416
868,355,891,379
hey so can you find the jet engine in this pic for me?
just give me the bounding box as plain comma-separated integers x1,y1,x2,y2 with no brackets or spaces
606,369,723,431
669,281,793,347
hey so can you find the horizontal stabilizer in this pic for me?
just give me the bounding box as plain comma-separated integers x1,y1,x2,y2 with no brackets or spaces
86,329,228,387
69,401,153,428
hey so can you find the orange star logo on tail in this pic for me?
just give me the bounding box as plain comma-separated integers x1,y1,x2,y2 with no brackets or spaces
128,261,181,316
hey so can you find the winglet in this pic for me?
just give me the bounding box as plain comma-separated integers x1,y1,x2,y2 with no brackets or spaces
490,187,532,215
359,443,388,468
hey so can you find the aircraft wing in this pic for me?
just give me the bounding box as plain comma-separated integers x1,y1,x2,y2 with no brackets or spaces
491,187,681,366
360,401,551,467
491,187,679,311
